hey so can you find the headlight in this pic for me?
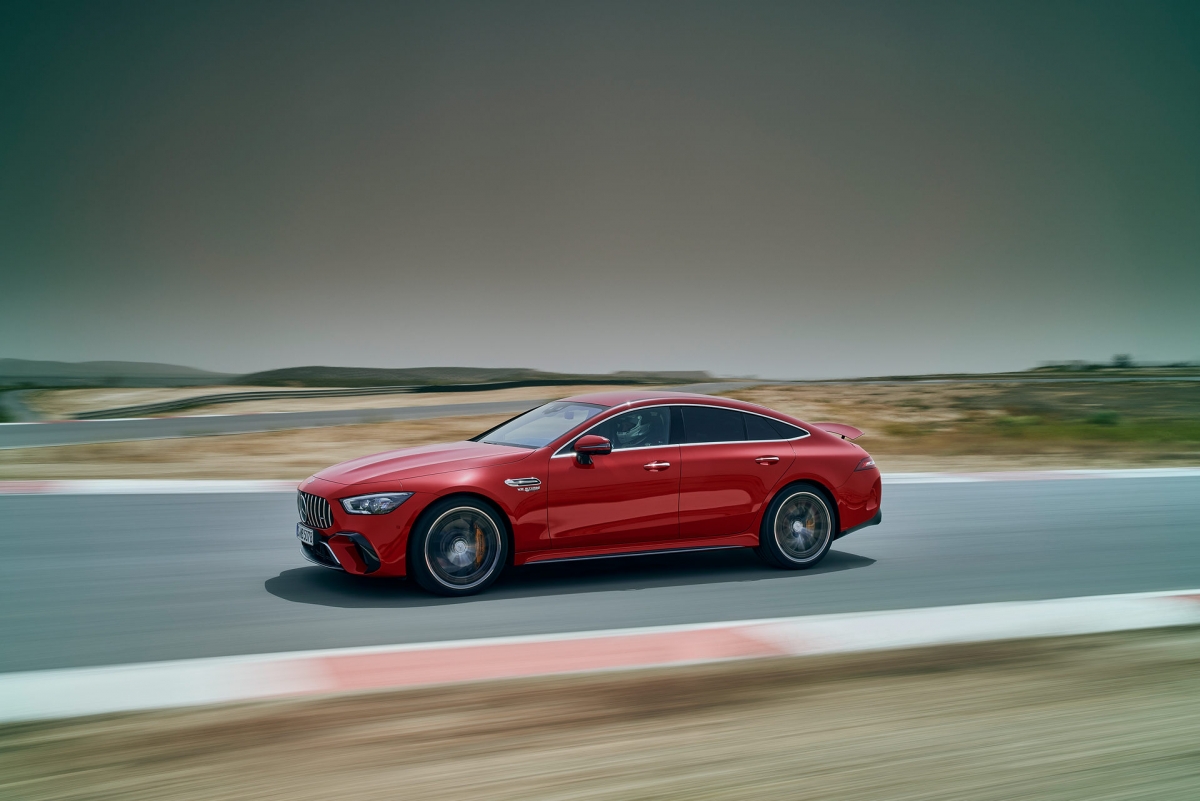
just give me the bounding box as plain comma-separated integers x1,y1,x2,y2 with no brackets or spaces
340,492,414,515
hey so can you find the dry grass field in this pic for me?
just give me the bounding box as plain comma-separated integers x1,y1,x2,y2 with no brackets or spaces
24,386,322,418
729,381,1200,471
4,629,1199,801
3,381,1197,479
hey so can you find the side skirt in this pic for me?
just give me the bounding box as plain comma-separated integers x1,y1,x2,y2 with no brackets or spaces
516,533,759,566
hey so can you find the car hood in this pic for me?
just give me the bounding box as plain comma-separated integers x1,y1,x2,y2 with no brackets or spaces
312,440,533,486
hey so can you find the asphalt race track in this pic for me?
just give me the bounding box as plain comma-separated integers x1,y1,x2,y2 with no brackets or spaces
0,399,548,450
3,475,1199,673
0,382,761,449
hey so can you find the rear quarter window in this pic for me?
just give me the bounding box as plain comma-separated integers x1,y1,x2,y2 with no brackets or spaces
767,418,807,439
681,406,747,444
744,413,783,441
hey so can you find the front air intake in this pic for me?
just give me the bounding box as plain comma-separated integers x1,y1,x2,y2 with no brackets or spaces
298,491,333,530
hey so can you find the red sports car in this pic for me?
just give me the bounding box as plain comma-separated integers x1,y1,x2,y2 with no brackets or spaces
296,391,882,596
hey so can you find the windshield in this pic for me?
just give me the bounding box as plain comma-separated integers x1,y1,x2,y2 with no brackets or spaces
481,402,607,449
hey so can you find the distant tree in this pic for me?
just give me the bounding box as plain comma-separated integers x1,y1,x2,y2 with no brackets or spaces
1112,354,1134,368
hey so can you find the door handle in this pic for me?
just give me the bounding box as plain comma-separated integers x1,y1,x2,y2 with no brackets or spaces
643,461,671,471
755,456,780,465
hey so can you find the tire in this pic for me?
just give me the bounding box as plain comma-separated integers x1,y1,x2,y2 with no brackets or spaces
756,483,836,569
408,497,509,596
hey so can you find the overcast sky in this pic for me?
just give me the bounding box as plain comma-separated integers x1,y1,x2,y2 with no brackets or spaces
2,1,1197,378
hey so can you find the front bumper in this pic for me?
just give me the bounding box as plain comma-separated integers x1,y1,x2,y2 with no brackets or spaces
295,479,428,576
301,538,344,571
299,529,383,574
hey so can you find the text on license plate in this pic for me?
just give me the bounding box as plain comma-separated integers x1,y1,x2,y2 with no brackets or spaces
296,524,315,546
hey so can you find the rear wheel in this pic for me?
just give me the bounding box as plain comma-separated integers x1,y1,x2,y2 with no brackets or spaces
756,484,836,569
408,498,508,596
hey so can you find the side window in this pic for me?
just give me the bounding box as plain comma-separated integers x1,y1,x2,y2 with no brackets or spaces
564,407,671,452
609,407,670,449
768,419,807,439
744,413,783,441
682,406,747,444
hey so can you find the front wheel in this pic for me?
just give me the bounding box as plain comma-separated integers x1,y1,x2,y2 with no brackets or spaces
408,498,509,596
756,484,836,569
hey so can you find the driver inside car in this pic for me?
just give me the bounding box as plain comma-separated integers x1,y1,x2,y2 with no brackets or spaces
612,409,668,448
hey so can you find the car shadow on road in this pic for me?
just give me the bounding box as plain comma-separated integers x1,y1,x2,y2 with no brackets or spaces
263,547,876,609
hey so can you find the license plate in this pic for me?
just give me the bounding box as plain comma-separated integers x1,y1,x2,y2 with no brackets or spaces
296,523,315,546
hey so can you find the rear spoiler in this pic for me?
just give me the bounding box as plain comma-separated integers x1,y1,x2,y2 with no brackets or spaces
813,422,864,441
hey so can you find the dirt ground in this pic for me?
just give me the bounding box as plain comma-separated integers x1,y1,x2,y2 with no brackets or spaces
25,384,639,419
25,386,331,418
4,629,1199,801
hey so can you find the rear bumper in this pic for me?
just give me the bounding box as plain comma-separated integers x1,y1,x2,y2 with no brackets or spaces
835,509,882,540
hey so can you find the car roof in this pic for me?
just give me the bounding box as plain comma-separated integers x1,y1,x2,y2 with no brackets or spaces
557,389,821,439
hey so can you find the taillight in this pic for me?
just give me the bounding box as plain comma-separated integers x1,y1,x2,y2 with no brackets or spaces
854,456,876,472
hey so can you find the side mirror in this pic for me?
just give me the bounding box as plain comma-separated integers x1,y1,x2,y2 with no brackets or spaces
573,434,612,464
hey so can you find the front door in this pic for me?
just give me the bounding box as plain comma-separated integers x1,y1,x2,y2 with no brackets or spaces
547,407,680,549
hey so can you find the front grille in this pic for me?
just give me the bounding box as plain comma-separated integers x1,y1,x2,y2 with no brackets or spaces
298,491,333,530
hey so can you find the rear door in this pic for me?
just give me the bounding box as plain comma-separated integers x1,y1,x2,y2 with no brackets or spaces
677,406,794,538
546,406,680,549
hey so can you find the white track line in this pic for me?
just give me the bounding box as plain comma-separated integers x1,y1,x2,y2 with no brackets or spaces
1,590,1197,723
1,468,1199,495
883,467,1200,483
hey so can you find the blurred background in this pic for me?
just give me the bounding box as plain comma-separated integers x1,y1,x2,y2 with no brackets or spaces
3,0,1198,378
2,2,1199,799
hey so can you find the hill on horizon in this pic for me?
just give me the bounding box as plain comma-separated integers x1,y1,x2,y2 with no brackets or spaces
233,365,713,387
0,359,234,387
0,359,714,388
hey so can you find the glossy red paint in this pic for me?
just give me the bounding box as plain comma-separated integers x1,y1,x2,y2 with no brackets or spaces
326,534,370,575
679,440,794,538
572,434,613,456
547,443,680,547
812,422,864,440
295,390,882,579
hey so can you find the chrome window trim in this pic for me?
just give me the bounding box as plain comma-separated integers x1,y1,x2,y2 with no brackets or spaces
550,442,677,459
550,402,809,457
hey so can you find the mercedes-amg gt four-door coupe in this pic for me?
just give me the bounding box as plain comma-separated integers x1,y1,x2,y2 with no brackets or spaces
295,391,882,596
